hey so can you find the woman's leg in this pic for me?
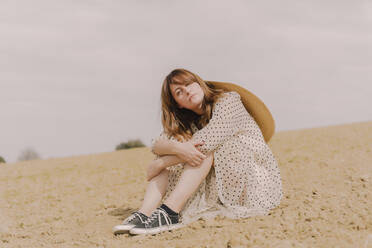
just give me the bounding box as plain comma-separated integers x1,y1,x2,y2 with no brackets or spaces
138,168,169,216
163,152,214,213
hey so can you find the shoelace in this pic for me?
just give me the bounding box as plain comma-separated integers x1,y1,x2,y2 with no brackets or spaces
144,208,172,227
124,212,145,224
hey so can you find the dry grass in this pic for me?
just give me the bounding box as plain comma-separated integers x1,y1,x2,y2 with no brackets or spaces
1,121,371,247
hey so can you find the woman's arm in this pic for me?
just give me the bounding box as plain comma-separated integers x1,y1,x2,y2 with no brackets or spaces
157,154,185,170
152,138,180,155
146,154,186,181
151,130,206,167
147,152,213,181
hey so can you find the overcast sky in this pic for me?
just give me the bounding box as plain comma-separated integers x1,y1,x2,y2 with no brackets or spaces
1,0,371,163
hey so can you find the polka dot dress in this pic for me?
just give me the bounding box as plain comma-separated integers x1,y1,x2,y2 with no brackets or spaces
151,91,283,225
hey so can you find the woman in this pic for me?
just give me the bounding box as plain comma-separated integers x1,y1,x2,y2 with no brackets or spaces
113,68,283,235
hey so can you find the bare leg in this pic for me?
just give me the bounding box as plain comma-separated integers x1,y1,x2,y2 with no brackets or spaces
163,152,214,213
138,168,169,216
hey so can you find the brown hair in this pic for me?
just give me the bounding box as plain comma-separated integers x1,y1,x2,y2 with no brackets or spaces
160,68,226,142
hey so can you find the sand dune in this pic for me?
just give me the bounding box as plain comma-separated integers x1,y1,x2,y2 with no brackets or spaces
0,121,371,247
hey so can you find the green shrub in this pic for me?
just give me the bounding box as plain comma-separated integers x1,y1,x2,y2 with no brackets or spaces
116,139,145,150
0,156,5,163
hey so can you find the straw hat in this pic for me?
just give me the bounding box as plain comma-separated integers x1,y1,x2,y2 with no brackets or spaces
206,81,275,143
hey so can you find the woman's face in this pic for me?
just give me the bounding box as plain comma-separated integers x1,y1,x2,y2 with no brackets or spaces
170,81,205,115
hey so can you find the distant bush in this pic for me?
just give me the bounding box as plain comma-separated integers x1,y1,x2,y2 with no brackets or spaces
116,139,145,150
17,148,41,161
0,156,5,163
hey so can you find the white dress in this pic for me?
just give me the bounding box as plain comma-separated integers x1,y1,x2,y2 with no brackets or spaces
151,91,283,225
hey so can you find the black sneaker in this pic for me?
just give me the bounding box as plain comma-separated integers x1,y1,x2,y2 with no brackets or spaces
129,207,184,235
112,211,149,235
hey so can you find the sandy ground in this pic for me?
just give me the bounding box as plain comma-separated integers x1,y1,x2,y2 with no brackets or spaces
0,121,371,248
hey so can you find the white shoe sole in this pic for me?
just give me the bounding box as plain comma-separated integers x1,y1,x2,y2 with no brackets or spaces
112,224,135,235
129,223,184,235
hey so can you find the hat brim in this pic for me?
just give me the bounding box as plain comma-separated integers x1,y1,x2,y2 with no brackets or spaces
206,81,275,143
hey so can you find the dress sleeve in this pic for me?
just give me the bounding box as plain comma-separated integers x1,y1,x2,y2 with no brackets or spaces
190,91,246,155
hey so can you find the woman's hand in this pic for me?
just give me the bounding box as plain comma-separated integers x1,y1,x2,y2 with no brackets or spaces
176,140,206,167
146,159,164,181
